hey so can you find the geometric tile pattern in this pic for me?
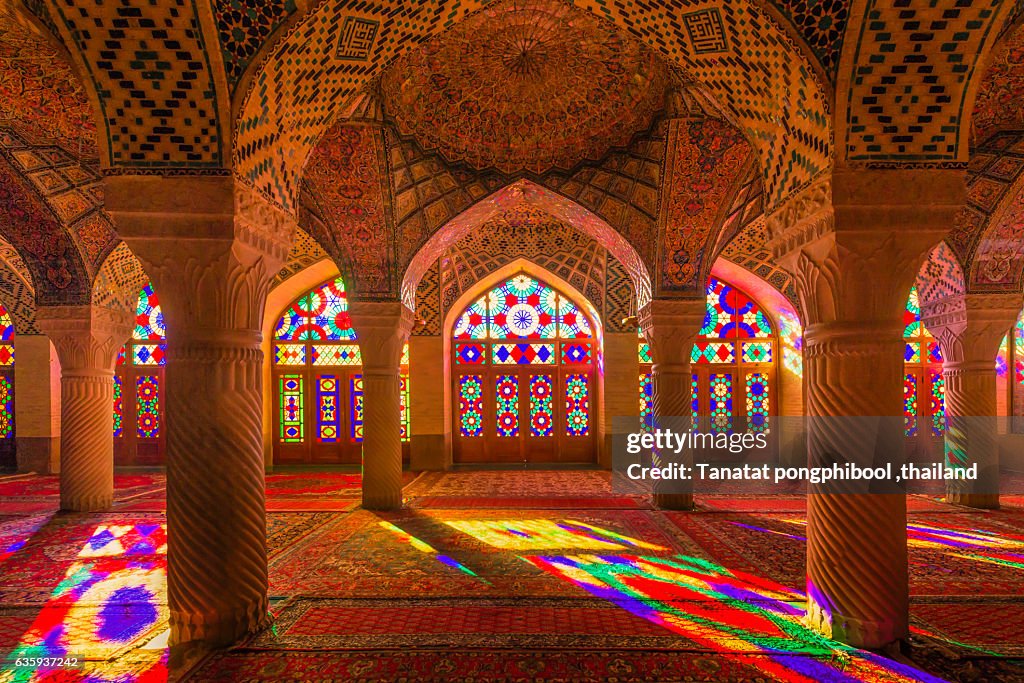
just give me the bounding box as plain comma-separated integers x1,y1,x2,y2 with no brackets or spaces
91,242,149,313
212,0,297,92
719,216,800,308
658,118,752,295
604,255,635,334
48,0,224,169
766,0,849,79
0,233,40,333
844,0,1005,162
916,241,966,305
234,0,831,212
273,228,331,287
412,259,441,337
708,165,764,264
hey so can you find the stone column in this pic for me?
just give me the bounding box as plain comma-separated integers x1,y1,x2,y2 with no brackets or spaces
106,177,293,650
922,292,1021,508
36,306,133,511
13,335,61,474
349,301,414,510
639,298,706,510
767,169,963,648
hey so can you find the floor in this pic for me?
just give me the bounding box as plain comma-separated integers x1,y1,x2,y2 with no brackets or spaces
1,470,1023,681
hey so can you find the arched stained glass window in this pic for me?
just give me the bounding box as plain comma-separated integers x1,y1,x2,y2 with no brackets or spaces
0,304,15,463
272,276,409,465
1000,309,1024,431
903,286,945,439
114,283,166,465
452,273,596,464
639,277,777,435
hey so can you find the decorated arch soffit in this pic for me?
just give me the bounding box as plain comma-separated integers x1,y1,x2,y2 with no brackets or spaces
91,242,150,315
915,241,967,306
0,232,39,334
234,0,832,214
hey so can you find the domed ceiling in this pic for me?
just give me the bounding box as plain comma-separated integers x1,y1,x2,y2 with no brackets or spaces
378,0,671,176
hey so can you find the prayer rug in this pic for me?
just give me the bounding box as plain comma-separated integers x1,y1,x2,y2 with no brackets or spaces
402,470,634,498
408,495,644,509
912,599,1024,656
696,495,956,513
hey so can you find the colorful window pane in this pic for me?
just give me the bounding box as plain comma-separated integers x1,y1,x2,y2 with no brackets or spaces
116,345,126,367
529,375,554,437
133,283,165,341
311,344,361,366
565,374,589,436
691,374,699,424
903,287,922,338
316,376,340,443
1016,313,1024,386
997,334,1009,378
638,340,652,364
496,374,520,437
0,344,13,367
709,373,733,434
112,375,123,438
459,375,484,437
275,277,356,341
492,343,555,365
401,342,410,366
904,342,921,364
350,376,364,442
930,371,945,437
0,376,12,439
903,373,918,437
639,372,654,432
400,374,411,442
0,304,13,341
274,343,306,365
133,344,166,366
561,342,592,365
454,299,489,340
455,343,486,365
279,375,304,443
741,341,772,364
557,297,592,338
701,279,729,336
136,376,160,438
691,341,735,364
926,342,943,364
745,373,769,433
490,275,558,340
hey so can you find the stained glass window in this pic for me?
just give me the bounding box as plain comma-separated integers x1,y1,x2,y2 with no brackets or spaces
0,376,13,438
561,342,592,365
456,343,486,365
275,277,356,341
400,375,411,442
350,375,364,442
496,375,520,437
133,283,165,341
1016,312,1024,387
903,287,944,438
275,343,306,366
709,373,733,434
459,375,484,437
639,372,653,432
136,376,160,438
133,344,165,366
311,344,360,366
492,343,555,365
316,376,340,443
0,305,14,440
691,341,736,364
529,375,553,437
279,375,304,443
565,374,589,436
745,373,769,433
112,376,123,438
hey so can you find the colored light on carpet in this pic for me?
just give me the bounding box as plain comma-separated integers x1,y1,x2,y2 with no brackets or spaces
445,519,667,551
378,521,485,581
1,524,168,683
0,515,50,564
526,553,943,683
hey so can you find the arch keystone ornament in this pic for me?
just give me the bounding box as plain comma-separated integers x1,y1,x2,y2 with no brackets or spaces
35,304,134,512
921,292,1023,509
348,300,415,510
104,175,297,651
767,168,967,649
638,297,707,511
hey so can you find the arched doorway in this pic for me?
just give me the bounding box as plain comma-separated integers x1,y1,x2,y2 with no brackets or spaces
451,272,596,464
114,282,166,466
270,276,410,465
639,277,777,440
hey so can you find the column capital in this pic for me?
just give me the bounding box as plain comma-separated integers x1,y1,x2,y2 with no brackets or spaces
348,300,415,371
35,305,134,372
921,292,1022,363
638,298,705,368
766,170,966,326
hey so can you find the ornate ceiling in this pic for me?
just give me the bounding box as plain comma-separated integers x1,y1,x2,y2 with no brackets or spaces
378,0,671,176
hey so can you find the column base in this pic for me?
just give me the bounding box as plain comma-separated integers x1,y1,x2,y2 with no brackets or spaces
653,493,694,510
946,492,999,509
60,493,113,512
170,597,269,649
806,598,907,649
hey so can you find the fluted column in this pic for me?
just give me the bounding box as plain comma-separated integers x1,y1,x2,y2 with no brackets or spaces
348,301,413,510
922,292,1021,508
768,169,964,648
639,298,706,510
106,176,294,650
36,306,133,511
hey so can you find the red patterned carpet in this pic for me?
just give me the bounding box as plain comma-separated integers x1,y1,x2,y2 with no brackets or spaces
2,470,1024,681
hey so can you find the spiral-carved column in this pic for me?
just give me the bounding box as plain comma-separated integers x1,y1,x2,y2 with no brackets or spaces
803,324,908,648
639,299,706,510
349,301,414,511
105,176,296,652
37,306,133,512
922,293,1020,509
